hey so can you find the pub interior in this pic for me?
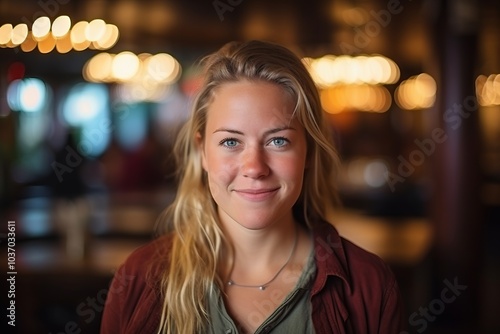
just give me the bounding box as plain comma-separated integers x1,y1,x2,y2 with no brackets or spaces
1,0,499,333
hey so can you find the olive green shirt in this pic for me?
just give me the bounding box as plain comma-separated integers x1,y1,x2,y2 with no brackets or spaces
207,251,317,334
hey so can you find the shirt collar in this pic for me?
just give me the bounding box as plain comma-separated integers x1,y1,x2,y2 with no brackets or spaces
310,223,352,295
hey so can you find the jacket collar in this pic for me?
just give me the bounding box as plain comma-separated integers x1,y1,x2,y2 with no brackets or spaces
311,223,352,295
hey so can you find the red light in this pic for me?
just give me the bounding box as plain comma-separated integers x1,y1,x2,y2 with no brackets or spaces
7,62,25,82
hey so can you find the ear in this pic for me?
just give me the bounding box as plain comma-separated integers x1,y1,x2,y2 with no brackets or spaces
195,132,208,171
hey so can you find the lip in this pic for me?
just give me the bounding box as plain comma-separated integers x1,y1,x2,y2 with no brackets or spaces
233,187,280,201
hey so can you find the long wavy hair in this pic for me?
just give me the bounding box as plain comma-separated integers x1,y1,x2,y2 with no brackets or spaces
155,40,340,333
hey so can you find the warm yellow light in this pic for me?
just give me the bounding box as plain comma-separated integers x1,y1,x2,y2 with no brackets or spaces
337,56,359,84
494,74,500,90
112,51,140,81
85,19,106,42
11,24,28,45
320,84,390,113
385,57,400,84
311,55,336,86
145,53,180,83
476,74,500,106
356,56,371,83
307,54,400,86
373,56,391,84
395,73,436,110
38,33,56,53
351,85,370,109
32,16,51,40
478,75,494,106
364,57,383,84
493,75,500,105
414,73,436,99
334,58,346,83
395,85,408,110
373,85,392,112
20,32,37,52
55,33,73,53
94,24,119,50
52,15,71,38
85,52,114,82
0,24,13,45
72,40,91,51
70,21,88,44
1,17,118,54
84,51,181,100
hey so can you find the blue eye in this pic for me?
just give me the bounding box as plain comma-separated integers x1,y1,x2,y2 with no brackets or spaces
270,137,288,147
220,138,239,147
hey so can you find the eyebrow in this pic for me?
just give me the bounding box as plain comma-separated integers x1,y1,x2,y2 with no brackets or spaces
213,126,296,136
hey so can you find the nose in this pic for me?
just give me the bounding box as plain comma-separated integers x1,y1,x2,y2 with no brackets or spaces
241,147,269,178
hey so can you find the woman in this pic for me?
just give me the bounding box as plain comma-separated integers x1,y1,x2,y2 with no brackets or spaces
101,40,406,333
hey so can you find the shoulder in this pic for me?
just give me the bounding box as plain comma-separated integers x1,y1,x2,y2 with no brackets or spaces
101,235,173,334
106,234,173,301
312,222,395,288
119,234,173,280
342,237,396,285
310,222,406,332
311,222,402,312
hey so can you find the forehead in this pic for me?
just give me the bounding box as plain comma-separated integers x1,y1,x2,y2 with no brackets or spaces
206,80,296,126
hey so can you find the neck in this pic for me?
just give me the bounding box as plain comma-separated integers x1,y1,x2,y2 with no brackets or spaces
225,218,296,263
220,215,299,284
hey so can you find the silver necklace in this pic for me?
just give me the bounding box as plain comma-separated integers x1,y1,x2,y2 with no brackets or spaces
227,227,298,291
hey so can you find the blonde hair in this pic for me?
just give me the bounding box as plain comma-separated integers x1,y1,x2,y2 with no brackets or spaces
155,40,340,333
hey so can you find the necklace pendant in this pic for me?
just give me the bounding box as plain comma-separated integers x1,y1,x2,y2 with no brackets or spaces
226,225,298,292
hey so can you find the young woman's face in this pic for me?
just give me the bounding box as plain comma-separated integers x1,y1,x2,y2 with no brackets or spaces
199,80,308,231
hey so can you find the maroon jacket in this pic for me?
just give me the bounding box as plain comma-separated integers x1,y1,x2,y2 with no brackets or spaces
101,223,406,333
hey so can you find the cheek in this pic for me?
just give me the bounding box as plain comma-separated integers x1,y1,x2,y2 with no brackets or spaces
285,165,306,186
205,157,237,196
280,153,307,180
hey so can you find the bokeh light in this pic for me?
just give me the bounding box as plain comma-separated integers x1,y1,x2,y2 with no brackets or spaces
20,32,37,52
321,84,391,113
62,83,108,126
52,15,71,38
305,54,400,86
32,16,51,40
70,21,88,45
85,19,106,42
83,52,114,82
38,33,56,53
93,24,119,50
112,51,140,81
83,51,182,102
395,73,437,110
7,78,47,113
1,17,118,53
11,24,28,45
0,24,13,44
61,83,111,157
476,74,500,106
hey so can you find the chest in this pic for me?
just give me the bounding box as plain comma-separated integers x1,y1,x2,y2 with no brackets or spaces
222,265,307,333
225,285,291,332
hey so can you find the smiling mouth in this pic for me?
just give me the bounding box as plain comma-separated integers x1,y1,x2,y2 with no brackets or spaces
233,188,280,200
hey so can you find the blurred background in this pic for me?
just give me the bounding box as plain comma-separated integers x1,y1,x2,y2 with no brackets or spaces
0,0,499,333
